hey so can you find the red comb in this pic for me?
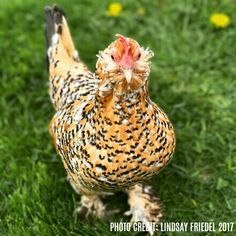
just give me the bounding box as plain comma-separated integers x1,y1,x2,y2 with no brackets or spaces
116,34,133,67
116,34,130,51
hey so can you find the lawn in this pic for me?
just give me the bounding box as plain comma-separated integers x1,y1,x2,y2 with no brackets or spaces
0,0,236,235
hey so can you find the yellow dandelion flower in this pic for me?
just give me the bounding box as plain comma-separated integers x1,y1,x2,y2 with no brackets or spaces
137,7,146,16
210,13,230,28
107,2,123,17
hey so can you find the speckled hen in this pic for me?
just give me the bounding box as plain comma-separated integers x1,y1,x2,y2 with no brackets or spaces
45,5,175,234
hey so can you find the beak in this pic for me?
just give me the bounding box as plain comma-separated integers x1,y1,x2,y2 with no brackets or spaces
123,69,132,84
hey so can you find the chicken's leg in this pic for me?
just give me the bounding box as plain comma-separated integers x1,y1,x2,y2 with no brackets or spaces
68,177,107,219
76,194,106,219
125,183,162,235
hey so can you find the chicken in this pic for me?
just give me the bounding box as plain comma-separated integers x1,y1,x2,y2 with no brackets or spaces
45,5,175,234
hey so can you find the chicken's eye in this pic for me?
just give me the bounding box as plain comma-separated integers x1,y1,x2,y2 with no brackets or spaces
137,53,141,59
111,55,115,60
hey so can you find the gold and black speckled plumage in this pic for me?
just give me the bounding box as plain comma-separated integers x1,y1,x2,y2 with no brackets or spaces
45,5,175,195
45,5,175,230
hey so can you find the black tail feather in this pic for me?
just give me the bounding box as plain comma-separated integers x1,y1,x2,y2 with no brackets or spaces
44,5,65,49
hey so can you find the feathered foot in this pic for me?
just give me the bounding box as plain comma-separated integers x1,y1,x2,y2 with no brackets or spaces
69,177,117,220
76,194,106,219
125,183,162,235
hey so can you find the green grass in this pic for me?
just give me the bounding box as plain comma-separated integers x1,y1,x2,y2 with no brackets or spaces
0,0,236,235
